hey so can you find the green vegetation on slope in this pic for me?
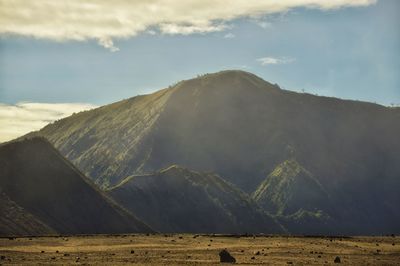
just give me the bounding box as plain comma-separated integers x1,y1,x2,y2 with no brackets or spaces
253,159,330,216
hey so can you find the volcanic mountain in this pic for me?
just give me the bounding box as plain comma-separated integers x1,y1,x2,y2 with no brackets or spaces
0,137,152,236
27,70,400,235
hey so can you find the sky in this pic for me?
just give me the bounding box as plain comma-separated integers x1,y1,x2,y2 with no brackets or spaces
0,0,399,142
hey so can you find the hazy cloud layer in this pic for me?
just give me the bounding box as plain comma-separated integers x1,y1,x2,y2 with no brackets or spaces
0,102,97,143
257,57,296,66
0,0,376,51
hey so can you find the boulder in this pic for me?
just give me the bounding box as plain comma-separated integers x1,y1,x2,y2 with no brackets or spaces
219,249,236,263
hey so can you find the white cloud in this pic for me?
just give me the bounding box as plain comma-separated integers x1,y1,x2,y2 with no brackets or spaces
256,21,272,29
0,0,377,51
160,22,227,35
257,56,296,66
0,102,97,143
98,37,119,52
224,33,235,39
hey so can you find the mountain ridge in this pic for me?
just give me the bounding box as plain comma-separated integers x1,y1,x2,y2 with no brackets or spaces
108,164,285,234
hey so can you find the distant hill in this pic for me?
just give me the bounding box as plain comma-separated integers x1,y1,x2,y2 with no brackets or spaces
0,137,152,236
27,70,400,235
108,165,284,234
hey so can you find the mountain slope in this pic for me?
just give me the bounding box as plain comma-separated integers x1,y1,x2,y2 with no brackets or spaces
29,70,400,234
252,159,337,235
0,189,55,236
30,88,174,188
252,158,400,235
108,165,284,234
253,159,331,216
0,137,152,235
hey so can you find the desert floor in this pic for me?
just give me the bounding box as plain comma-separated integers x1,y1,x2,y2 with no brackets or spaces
0,234,399,265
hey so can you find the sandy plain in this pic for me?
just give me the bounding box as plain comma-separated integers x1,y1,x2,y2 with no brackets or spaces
0,234,399,265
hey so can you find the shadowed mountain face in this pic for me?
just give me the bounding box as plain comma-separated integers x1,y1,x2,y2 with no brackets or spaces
0,138,152,236
108,165,284,234
30,70,400,235
0,189,55,236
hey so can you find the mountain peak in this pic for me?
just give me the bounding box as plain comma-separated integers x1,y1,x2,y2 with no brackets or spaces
201,69,258,79
199,69,269,81
175,70,280,94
